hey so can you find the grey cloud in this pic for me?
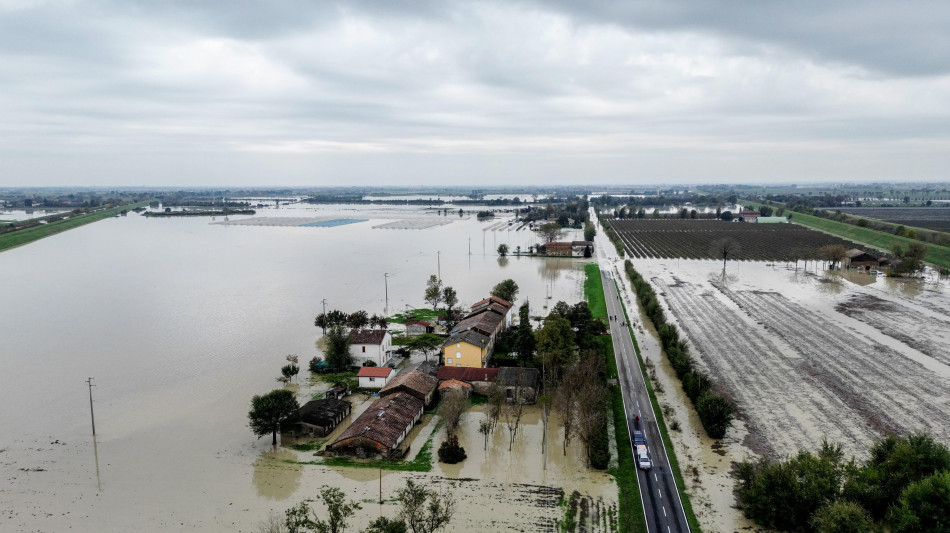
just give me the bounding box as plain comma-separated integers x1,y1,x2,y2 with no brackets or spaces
532,0,950,76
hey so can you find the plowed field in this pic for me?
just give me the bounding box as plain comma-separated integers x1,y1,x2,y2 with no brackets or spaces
607,219,857,260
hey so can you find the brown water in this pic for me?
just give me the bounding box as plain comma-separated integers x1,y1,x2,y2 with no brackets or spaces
0,203,591,532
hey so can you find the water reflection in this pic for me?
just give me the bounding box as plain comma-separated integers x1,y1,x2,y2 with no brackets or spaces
252,448,302,501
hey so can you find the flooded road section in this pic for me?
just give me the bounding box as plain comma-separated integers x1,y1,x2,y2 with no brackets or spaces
0,203,603,532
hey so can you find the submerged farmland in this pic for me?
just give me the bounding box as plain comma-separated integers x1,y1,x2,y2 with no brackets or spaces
608,219,858,260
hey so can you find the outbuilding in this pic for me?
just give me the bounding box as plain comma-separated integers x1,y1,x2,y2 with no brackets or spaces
298,398,352,437
328,392,423,458
357,366,395,389
379,369,439,406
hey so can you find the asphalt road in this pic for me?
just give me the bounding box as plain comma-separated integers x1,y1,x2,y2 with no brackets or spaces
601,266,691,533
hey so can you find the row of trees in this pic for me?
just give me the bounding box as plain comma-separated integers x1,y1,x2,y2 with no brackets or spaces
624,260,735,438
259,479,455,533
314,310,388,335
736,434,950,533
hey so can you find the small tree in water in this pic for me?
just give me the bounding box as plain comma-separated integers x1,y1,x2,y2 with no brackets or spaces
284,486,361,533
710,238,740,270
248,389,300,446
424,275,443,310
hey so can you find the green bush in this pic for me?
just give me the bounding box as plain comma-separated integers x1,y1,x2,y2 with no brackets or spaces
695,392,733,439
589,419,610,470
437,436,467,464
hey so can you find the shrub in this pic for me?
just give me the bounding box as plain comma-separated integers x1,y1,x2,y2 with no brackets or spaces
696,392,733,439
437,436,467,464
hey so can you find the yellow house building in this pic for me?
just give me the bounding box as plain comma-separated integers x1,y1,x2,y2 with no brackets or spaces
441,330,491,368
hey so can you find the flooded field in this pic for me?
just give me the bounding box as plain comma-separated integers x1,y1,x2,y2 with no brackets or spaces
0,203,599,532
636,259,950,460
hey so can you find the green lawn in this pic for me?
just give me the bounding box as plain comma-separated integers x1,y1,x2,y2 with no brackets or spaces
387,308,442,325
616,281,703,533
583,263,608,319
0,202,148,253
744,200,950,269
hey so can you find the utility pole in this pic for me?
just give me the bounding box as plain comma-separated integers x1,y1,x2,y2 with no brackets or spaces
437,251,441,281
86,377,96,436
320,298,328,335
384,273,390,311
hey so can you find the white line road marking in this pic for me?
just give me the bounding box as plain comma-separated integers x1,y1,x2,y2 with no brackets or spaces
663,506,667,517
658,489,662,499
654,473,658,481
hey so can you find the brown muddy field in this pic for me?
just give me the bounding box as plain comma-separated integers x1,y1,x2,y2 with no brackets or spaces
639,259,950,461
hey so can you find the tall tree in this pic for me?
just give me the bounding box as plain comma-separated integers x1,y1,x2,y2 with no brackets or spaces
490,279,519,303
497,244,509,257
424,275,443,310
248,389,300,446
281,364,299,384
889,470,950,533
324,325,352,370
536,315,576,378
442,287,458,316
538,222,563,243
439,390,468,437
583,223,596,242
516,302,535,362
396,479,455,533
502,387,526,451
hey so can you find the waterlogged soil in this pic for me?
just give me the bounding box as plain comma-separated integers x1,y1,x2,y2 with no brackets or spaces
636,259,950,462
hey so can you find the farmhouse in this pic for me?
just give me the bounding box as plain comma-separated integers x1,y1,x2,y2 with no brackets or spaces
441,296,513,368
357,366,394,389
349,329,392,367
844,249,882,271
328,392,423,458
498,367,541,404
739,211,760,222
379,369,439,406
405,320,434,336
543,242,573,256
298,398,352,437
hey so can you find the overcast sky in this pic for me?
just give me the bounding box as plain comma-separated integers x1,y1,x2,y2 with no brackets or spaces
2,0,949,187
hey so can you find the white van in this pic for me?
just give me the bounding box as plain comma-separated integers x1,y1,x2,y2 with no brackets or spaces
636,445,652,471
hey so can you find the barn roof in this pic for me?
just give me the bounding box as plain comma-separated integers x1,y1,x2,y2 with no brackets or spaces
379,369,439,399
330,392,422,450
437,366,500,382
299,398,351,427
498,367,540,388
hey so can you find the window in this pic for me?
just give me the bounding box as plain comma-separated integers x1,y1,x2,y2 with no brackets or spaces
457,343,460,348
362,346,366,353
446,358,452,364
456,351,461,358
369,377,375,382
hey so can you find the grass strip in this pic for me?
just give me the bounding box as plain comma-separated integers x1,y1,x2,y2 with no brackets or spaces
744,200,950,269
0,202,148,253
583,263,608,319
616,281,703,533
387,308,442,325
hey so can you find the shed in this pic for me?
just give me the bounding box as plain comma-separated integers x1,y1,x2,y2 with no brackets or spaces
298,398,352,437
405,320,434,337
357,366,394,389
498,367,540,404
328,392,423,458
379,369,439,406
437,366,500,395
844,249,880,270
437,379,472,397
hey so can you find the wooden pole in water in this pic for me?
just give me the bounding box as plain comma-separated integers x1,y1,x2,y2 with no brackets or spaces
86,377,96,436
379,468,382,504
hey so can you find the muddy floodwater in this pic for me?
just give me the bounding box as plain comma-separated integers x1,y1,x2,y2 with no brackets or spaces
0,203,602,532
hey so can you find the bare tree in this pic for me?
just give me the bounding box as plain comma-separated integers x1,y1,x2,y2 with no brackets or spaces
256,511,286,533
818,244,849,270
486,383,505,433
439,390,468,437
478,418,492,451
502,389,526,451
710,238,741,269
397,479,455,533
575,376,609,468
554,363,584,455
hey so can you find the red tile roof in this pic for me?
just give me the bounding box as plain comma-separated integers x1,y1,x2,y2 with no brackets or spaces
406,320,431,327
438,379,472,391
437,366,500,382
357,367,394,378
330,392,423,451
470,295,513,309
379,369,439,401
